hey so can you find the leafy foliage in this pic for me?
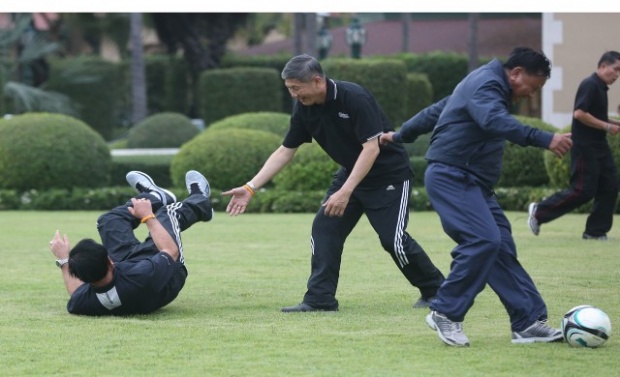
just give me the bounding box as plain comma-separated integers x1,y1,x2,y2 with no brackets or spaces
170,128,281,191
0,112,111,190
126,112,199,148
273,143,339,191
499,115,558,187
196,67,282,126
206,111,290,137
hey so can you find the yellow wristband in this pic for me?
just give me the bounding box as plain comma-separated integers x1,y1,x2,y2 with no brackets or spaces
243,184,255,197
141,214,156,223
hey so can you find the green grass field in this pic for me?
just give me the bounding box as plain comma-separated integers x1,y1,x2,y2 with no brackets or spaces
1,209,618,376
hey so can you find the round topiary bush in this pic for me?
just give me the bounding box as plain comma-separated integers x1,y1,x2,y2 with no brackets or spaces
206,111,291,137
0,112,111,190
170,128,282,191
498,115,559,187
273,143,339,191
126,112,199,148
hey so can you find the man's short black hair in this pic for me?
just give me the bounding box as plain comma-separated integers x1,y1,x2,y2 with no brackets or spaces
503,47,551,78
68,239,109,283
598,51,620,67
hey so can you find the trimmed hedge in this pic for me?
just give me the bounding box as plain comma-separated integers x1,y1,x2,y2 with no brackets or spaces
0,113,111,191
126,112,199,148
207,111,290,137
273,143,339,191
498,115,559,187
196,67,283,126
321,58,408,127
170,128,282,191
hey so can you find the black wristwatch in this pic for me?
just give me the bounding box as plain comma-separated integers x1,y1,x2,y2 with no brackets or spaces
55,258,69,268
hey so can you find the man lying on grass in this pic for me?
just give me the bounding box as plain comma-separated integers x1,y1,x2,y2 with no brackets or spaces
48,170,213,315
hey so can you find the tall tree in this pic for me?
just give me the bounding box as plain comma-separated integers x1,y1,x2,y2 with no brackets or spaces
151,13,249,83
130,13,147,124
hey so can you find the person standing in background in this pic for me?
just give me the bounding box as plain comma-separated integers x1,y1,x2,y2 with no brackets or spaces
528,50,620,240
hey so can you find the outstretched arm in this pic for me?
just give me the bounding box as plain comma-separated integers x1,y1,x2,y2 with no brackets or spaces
381,96,449,145
49,230,84,296
222,145,297,216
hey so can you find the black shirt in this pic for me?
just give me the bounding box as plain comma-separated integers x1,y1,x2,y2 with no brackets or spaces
572,72,609,145
283,78,412,188
67,252,187,316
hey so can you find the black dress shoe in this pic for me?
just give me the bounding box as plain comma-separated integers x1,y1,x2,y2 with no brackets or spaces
412,296,436,309
281,302,339,313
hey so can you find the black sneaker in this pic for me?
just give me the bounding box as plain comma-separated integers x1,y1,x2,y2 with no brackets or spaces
412,296,435,309
281,302,339,313
582,233,608,241
126,171,176,206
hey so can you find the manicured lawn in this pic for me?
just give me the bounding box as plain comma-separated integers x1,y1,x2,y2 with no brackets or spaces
1,210,618,376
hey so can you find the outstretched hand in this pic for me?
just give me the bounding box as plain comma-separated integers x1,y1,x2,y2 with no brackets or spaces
221,187,253,216
548,133,572,158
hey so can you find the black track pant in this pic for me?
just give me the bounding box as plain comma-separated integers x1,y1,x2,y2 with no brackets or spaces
536,143,618,237
302,173,445,308
96,192,212,264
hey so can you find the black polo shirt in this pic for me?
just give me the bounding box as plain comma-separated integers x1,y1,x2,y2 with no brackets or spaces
283,78,413,188
572,72,609,145
67,252,187,316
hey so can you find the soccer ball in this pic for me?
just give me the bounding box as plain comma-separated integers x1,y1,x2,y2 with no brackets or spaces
561,305,612,348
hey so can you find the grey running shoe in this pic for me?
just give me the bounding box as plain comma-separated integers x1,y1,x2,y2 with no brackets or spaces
527,202,540,236
126,171,176,206
511,320,563,344
185,170,210,198
185,170,213,222
582,233,608,241
426,311,470,347
413,296,435,309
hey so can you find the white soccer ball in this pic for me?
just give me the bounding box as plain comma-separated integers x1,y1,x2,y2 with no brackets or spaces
561,305,612,348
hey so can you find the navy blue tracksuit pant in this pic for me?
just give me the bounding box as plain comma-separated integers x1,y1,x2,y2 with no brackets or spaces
302,169,445,308
425,162,547,332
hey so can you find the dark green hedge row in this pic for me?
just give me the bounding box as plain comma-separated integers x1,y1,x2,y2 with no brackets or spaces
1,186,613,214
32,52,473,142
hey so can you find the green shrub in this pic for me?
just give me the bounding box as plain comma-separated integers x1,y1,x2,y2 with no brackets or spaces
273,143,339,191
170,128,282,191
207,111,290,137
0,113,111,191
322,58,408,127
543,124,571,188
221,53,293,113
498,116,558,187
196,67,282,126
110,156,174,188
410,156,428,187
126,112,199,148
405,72,433,121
